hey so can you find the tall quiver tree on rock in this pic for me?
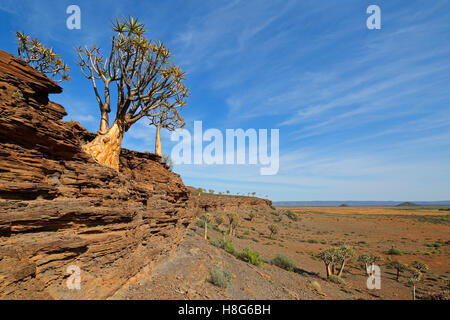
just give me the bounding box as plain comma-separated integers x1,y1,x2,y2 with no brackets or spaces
148,104,185,157
76,17,189,171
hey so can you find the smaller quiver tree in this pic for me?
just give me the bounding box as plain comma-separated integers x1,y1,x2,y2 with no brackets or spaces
15,31,70,82
148,104,185,157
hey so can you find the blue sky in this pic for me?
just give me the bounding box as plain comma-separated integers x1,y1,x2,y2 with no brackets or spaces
1,0,449,201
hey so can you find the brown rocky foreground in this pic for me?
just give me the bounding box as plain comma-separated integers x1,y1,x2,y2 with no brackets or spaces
0,50,272,299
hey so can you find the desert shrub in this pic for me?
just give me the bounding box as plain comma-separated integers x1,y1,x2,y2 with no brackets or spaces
283,210,298,221
271,254,296,271
310,280,322,293
237,248,263,267
387,247,403,255
328,275,345,284
248,212,256,221
307,239,319,244
12,89,24,100
209,268,232,288
425,242,441,248
213,236,235,254
196,219,205,228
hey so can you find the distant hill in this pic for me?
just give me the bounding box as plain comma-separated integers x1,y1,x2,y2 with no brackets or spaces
396,202,418,207
274,201,450,207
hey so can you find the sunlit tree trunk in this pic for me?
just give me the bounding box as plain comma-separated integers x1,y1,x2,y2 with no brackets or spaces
100,109,110,133
326,264,331,278
83,121,124,171
155,125,162,157
337,261,346,277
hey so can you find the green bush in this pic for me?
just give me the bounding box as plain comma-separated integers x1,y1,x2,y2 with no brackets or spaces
213,236,235,254
196,219,205,228
237,248,263,267
387,247,403,256
271,254,296,271
209,268,232,288
328,275,345,284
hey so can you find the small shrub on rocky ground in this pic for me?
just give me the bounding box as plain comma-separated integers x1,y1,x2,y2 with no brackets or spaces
209,268,232,288
328,275,345,284
212,236,235,254
283,210,298,221
310,280,322,293
271,254,296,271
387,247,403,256
237,248,263,267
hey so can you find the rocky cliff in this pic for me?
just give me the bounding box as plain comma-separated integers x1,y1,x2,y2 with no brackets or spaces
0,50,193,299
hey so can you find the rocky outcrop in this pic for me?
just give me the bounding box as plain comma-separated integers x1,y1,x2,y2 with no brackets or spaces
0,50,193,299
187,187,273,214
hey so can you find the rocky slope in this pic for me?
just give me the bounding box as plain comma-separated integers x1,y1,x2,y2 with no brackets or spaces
0,50,193,299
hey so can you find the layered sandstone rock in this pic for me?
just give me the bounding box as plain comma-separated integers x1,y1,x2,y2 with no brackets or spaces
0,50,193,299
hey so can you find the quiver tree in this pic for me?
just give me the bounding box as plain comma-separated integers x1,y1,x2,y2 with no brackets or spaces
358,253,380,275
227,213,239,237
388,261,408,281
268,224,279,239
408,268,423,300
148,105,184,157
76,17,189,171
15,31,70,82
202,213,211,241
411,260,429,273
214,215,224,229
317,245,355,278
317,248,339,278
335,245,355,277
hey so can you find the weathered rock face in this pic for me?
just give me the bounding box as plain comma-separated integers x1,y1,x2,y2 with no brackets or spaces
187,187,273,214
0,50,193,299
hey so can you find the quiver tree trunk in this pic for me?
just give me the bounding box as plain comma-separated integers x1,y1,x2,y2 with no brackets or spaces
337,260,346,277
83,121,124,171
155,125,162,157
326,264,331,278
